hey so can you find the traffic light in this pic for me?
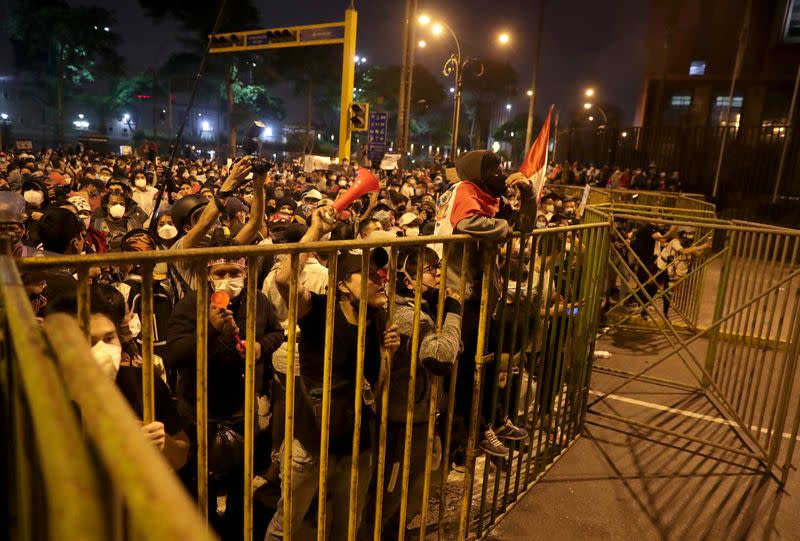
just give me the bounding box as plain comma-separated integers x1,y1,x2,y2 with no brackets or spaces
210,33,244,49
350,102,368,131
266,29,297,43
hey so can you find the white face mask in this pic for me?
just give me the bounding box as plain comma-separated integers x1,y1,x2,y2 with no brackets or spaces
536,221,547,229
158,223,178,240
91,340,122,379
404,226,420,237
109,203,126,219
126,312,141,338
134,177,147,189
23,190,44,206
82,216,91,229
211,276,246,299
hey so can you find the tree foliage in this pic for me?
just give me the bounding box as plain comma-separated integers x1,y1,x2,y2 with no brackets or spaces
8,0,124,142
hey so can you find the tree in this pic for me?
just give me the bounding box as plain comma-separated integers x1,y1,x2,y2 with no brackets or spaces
81,73,151,136
358,64,447,145
493,113,542,163
8,0,124,145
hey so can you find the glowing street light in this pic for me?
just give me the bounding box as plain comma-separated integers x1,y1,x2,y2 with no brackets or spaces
585,88,595,98
526,89,533,97
103,26,110,32
122,113,130,122
201,120,211,131
432,23,444,36
450,87,455,93
78,113,85,119
1,113,8,120
419,14,431,25
354,55,360,63
498,32,511,45
621,131,628,138
418,39,427,48
588,116,595,122
583,102,592,110
506,103,512,111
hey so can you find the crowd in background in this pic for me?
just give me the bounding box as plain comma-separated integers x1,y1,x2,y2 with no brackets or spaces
0,146,594,540
548,160,684,192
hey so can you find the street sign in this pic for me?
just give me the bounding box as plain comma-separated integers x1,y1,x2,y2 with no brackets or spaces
368,111,388,162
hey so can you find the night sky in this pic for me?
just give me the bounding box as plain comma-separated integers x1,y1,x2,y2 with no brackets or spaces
1,0,650,123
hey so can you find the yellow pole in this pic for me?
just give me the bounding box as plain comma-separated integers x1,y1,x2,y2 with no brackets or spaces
243,262,258,541
338,8,358,161
141,264,155,424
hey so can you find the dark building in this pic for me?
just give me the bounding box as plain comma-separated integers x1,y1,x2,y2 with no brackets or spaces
637,0,800,129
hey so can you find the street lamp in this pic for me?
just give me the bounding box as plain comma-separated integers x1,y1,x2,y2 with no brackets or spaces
0,114,7,120
506,103,512,111
498,32,511,45
583,102,608,125
417,15,482,157
418,40,427,48
526,89,533,97
585,88,595,98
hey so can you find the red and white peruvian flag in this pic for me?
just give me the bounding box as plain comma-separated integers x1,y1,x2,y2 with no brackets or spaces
519,105,554,203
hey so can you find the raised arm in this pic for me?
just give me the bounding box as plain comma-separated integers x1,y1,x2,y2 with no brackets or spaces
234,170,266,245
274,206,336,320
183,157,253,249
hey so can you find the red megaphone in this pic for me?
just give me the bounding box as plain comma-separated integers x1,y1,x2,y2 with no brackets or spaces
332,168,380,212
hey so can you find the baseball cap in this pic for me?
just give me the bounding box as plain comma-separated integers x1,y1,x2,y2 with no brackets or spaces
397,212,421,227
303,189,323,201
336,245,390,282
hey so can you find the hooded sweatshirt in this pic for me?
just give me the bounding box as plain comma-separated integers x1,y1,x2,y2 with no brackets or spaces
433,150,536,301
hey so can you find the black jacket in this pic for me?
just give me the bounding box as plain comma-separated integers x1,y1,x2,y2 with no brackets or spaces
165,287,284,421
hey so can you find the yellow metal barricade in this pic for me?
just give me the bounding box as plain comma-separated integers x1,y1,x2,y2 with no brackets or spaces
9,224,609,540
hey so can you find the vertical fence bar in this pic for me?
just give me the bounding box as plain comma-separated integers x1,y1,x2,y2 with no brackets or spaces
704,230,736,386
282,254,300,540
397,245,426,541
346,250,370,541
140,264,155,425
373,246,397,541
716,231,752,392
243,262,258,541
76,267,90,337
317,253,338,541
194,261,209,519
437,244,470,541
418,244,448,541
457,250,493,541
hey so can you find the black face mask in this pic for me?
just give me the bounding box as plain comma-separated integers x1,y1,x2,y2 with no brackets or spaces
484,174,507,198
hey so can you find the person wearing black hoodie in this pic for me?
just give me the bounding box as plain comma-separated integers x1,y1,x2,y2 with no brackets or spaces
433,150,536,461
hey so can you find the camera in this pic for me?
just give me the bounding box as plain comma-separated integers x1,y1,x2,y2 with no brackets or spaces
241,120,273,175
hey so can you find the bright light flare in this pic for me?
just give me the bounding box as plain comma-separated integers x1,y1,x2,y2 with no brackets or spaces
418,14,431,25
498,32,510,45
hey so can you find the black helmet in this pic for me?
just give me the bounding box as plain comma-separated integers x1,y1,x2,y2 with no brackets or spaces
171,194,208,233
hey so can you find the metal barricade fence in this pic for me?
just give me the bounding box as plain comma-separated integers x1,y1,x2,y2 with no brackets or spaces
0,251,215,541
582,205,800,487
9,223,610,541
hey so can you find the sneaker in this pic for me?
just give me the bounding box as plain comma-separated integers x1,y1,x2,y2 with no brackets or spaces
479,428,510,457
495,418,529,441
451,446,466,473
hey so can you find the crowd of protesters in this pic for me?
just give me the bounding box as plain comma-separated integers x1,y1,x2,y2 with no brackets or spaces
547,160,684,192
0,146,596,540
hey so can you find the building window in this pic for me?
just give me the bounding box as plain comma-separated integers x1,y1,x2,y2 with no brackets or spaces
671,95,692,107
714,96,743,108
689,61,706,76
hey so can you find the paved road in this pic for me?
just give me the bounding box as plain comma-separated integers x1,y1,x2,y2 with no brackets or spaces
489,247,800,540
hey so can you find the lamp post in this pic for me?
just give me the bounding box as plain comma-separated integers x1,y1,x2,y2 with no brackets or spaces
418,15,484,158
583,102,608,125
